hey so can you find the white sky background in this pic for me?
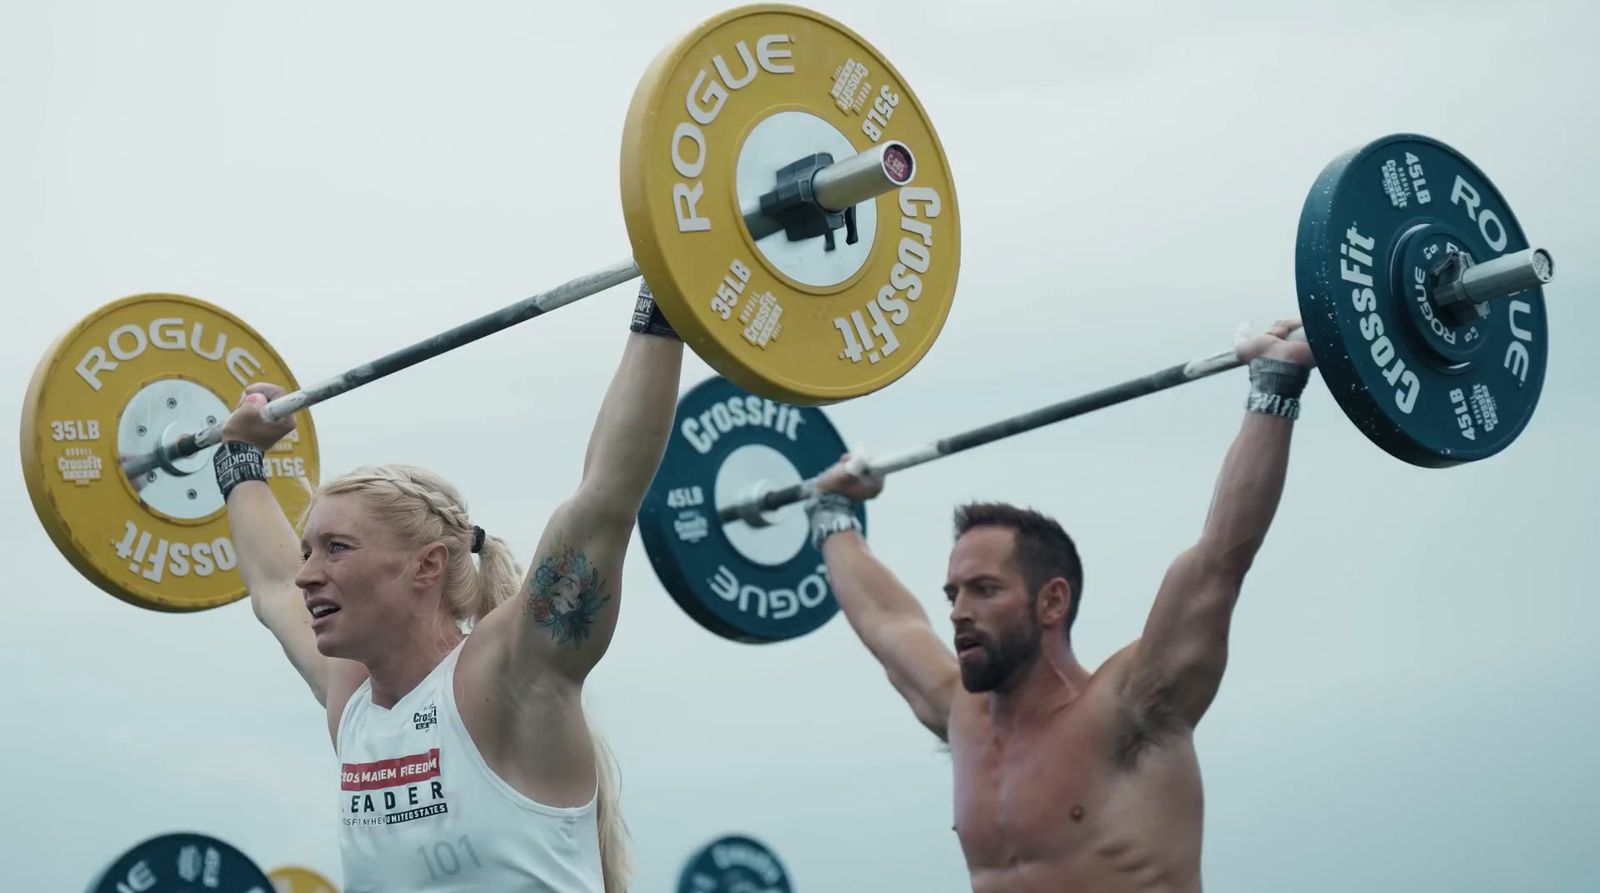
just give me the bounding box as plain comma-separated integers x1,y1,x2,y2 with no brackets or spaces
3,1,1596,889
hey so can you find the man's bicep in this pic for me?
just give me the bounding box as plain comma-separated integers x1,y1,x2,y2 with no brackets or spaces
874,616,960,737
1129,548,1243,726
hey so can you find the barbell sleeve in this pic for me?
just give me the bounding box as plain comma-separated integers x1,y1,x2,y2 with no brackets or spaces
741,142,917,242
1432,247,1554,308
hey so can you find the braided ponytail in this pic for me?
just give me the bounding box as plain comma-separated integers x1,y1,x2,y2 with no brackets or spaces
303,464,521,626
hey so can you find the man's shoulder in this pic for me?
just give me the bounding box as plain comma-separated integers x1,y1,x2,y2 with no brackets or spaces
1088,642,1142,694
1052,646,1162,748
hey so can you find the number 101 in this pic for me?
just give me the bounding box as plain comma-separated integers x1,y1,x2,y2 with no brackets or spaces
417,835,482,881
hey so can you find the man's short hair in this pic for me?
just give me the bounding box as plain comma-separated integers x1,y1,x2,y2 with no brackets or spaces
953,502,1084,637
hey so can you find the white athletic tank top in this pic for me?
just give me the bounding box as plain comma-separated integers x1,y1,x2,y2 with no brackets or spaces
335,639,603,893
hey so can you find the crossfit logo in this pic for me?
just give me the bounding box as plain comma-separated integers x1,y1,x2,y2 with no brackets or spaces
741,291,783,348
56,447,102,485
1470,383,1499,431
667,487,710,544
835,186,941,365
1339,222,1421,414
1381,158,1411,209
1382,153,1436,208
679,394,805,454
831,58,871,114
413,703,438,731
341,748,450,827
675,513,710,544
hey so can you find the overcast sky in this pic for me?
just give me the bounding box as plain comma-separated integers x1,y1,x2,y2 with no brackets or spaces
4,1,1596,890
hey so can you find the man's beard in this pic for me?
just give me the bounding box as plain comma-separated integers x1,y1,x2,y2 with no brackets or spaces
958,620,1042,693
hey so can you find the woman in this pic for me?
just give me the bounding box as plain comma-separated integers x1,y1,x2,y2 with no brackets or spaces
212,286,683,892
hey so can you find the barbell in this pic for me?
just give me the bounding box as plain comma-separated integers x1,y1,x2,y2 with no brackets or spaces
22,4,961,612
20,11,1551,625
639,132,1554,643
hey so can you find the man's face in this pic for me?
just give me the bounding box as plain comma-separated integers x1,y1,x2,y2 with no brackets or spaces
944,527,1042,693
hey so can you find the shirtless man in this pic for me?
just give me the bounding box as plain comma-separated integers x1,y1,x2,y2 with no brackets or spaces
804,320,1313,891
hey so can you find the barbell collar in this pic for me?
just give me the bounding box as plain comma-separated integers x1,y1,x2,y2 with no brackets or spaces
1433,247,1553,308
741,142,917,242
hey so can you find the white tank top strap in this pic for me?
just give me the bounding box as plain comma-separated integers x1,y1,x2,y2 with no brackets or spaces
436,644,599,815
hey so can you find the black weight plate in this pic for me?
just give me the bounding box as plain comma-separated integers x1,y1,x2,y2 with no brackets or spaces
677,834,794,893
640,376,863,643
86,832,274,893
1296,133,1547,466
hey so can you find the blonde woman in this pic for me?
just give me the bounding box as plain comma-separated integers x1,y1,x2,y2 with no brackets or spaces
213,286,683,892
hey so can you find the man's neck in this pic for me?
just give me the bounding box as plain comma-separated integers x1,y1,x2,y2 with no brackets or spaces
986,642,1089,732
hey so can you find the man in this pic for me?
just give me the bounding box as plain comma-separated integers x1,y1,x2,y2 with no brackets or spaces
215,284,682,892
805,319,1313,892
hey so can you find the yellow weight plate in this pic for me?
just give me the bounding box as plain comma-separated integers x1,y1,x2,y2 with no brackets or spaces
622,4,960,404
21,293,320,611
268,865,340,893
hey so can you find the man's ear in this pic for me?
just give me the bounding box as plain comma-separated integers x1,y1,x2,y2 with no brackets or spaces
1036,577,1072,629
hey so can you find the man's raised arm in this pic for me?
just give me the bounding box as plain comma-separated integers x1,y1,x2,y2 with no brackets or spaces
1124,319,1315,728
811,461,961,740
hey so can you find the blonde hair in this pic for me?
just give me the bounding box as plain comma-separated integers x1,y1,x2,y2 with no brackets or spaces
592,724,632,892
306,463,632,890
307,464,518,623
